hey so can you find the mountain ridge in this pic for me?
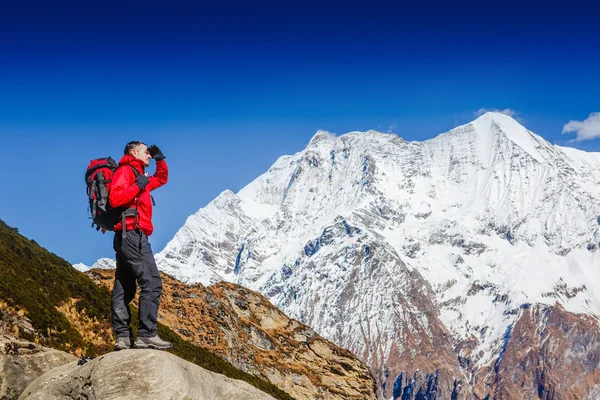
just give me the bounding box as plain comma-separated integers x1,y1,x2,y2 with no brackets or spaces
96,113,600,397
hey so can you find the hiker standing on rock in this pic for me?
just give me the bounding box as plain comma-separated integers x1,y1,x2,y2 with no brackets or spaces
109,141,171,351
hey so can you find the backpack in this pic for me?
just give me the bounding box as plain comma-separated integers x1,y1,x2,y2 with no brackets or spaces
85,157,140,233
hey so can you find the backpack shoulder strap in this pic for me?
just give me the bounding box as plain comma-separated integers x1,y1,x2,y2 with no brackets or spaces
128,165,141,177
115,164,141,178
115,165,143,239
124,165,155,205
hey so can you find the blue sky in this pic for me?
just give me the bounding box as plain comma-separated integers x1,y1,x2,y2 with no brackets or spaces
1,1,599,265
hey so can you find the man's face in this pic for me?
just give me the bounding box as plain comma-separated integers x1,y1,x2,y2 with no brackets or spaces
132,144,151,167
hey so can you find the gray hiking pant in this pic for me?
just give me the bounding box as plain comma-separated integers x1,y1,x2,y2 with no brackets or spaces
111,229,163,339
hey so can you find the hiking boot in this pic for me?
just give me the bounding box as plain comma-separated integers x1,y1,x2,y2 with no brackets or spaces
114,336,133,351
134,335,172,350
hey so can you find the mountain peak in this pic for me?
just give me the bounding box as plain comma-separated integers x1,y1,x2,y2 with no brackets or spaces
473,110,520,127
475,110,518,121
208,189,241,209
467,111,548,162
307,130,337,147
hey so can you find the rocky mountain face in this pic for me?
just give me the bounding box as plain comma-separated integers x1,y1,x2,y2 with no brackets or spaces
88,268,377,400
154,112,600,398
473,303,600,399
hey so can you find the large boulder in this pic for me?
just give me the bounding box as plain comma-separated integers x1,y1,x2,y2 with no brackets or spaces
0,335,77,400
20,349,276,400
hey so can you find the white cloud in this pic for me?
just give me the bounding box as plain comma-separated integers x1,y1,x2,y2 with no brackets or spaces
387,121,398,133
562,112,600,142
473,108,524,122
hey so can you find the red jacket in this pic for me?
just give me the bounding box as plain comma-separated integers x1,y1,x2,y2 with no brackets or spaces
109,155,168,236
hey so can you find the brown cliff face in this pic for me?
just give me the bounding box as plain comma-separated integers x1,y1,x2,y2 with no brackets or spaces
471,303,600,399
384,301,600,400
87,269,378,400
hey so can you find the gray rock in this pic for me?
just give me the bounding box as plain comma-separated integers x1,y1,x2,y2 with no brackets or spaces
20,349,276,400
0,335,77,400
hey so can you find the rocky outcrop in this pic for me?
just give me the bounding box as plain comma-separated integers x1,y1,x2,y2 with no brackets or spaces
0,301,78,399
0,335,77,400
471,303,600,399
20,349,276,400
87,268,378,400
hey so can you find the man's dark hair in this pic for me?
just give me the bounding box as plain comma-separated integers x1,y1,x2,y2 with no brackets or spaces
124,141,146,155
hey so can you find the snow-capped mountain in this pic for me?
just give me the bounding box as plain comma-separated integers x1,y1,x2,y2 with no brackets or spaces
72,258,116,272
157,112,600,398
72,262,90,272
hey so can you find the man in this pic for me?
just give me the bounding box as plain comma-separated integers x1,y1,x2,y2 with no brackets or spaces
109,141,171,350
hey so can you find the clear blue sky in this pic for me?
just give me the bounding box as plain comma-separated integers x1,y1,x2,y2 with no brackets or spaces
1,1,599,265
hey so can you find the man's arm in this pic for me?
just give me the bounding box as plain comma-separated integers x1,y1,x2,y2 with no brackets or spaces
147,159,168,192
147,145,168,192
109,167,142,207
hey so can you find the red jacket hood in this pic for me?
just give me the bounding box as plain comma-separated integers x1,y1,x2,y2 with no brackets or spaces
118,155,145,174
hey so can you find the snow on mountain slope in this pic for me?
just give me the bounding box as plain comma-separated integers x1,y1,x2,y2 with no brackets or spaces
72,258,116,272
72,262,90,272
156,112,600,398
